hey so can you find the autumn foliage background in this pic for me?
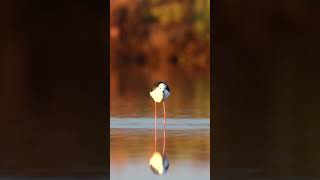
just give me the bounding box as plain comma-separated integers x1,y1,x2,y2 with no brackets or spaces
110,0,211,118
110,0,210,71
110,0,211,172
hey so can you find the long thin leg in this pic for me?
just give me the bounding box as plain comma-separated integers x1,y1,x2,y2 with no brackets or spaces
154,101,157,152
163,102,166,154
163,101,166,126
155,102,157,128
154,120,157,152
162,123,166,154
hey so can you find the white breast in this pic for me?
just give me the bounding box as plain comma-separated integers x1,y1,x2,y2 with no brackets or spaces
150,88,163,103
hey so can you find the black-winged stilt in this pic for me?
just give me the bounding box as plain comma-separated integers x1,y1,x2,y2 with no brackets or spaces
149,81,171,126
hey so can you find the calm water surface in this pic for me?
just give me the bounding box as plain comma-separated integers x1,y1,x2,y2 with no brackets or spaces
110,63,210,179
110,117,210,180
110,25,211,178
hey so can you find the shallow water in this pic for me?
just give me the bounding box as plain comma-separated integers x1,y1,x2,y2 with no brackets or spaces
111,117,209,130
110,117,210,180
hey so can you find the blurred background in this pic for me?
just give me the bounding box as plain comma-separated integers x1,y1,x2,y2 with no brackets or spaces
213,0,320,178
0,0,107,177
110,0,210,179
110,0,210,118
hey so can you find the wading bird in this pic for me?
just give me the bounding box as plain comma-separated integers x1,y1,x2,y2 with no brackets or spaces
149,81,171,126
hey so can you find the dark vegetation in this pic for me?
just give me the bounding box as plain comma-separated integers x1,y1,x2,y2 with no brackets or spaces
110,0,210,72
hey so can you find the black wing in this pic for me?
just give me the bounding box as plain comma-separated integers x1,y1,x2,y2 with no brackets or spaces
165,85,170,93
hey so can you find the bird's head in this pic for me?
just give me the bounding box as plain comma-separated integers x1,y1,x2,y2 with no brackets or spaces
158,83,167,91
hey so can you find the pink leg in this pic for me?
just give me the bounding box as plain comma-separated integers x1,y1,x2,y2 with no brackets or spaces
163,101,166,126
154,121,157,152
162,124,166,154
155,102,157,129
154,102,157,152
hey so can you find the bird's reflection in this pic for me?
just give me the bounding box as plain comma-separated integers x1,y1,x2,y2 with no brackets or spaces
149,121,169,175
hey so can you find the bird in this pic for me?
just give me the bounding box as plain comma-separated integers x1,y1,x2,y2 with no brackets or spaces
149,81,171,126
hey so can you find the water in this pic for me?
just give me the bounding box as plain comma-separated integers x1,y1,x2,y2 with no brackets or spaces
110,117,210,180
111,117,209,129
110,66,210,179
